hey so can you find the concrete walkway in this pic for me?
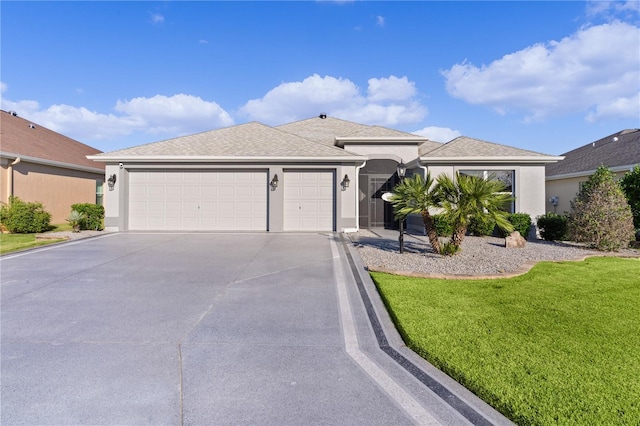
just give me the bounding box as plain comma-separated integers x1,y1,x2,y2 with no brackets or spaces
1,232,512,425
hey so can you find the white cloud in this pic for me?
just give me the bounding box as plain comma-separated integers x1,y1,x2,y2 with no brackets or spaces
586,1,640,19
0,81,7,94
586,91,640,122
0,94,234,142
442,21,640,122
412,126,461,143
150,13,164,24
367,76,416,102
376,16,385,27
238,74,427,126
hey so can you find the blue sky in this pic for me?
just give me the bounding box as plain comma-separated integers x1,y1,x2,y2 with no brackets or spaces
2,1,639,155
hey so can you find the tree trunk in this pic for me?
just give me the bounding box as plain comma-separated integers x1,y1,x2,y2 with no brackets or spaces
421,210,441,254
451,224,466,248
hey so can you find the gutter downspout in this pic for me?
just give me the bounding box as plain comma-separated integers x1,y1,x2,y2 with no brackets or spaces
6,157,21,201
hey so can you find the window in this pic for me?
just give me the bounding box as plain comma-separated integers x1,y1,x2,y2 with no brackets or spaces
459,169,515,213
96,180,104,205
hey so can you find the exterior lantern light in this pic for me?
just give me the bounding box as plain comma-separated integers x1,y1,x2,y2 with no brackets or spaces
341,174,350,190
397,161,407,253
107,174,117,191
270,174,279,190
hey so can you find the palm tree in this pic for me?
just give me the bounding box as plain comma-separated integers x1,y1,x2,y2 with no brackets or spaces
389,173,441,254
436,172,514,249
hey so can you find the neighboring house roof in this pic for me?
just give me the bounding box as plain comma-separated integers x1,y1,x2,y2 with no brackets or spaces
421,136,563,164
90,121,364,162
546,129,640,178
0,110,104,172
277,116,370,146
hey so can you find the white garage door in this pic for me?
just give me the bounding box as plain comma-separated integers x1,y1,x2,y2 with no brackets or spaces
129,171,267,231
284,171,334,231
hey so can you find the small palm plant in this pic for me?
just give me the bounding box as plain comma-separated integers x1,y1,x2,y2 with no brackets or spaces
389,173,442,254
436,172,514,250
66,210,85,233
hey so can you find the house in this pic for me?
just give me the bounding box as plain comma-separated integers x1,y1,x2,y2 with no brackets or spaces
88,115,562,233
0,110,105,223
545,129,640,215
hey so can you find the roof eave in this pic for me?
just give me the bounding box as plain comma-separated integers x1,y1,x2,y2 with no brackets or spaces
1,151,105,174
335,136,431,147
546,163,640,180
86,155,366,163
420,156,564,164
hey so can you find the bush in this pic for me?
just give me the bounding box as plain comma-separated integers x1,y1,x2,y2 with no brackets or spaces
0,196,51,233
537,213,568,241
440,241,461,256
70,203,104,230
508,213,532,238
467,214,496,236
432,214,453,237
620,165,640,230
568,166,634,251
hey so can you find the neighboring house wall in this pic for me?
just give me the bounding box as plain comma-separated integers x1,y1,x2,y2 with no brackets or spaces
546,170,629,215
10,161,101,223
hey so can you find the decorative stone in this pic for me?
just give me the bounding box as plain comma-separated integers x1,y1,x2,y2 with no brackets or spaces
505,231,526,248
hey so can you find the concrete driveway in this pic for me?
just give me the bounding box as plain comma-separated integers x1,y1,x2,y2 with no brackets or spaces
1,233,511,425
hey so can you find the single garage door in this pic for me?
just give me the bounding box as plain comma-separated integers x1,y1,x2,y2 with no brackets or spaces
283,171,334,231
129,170,267,231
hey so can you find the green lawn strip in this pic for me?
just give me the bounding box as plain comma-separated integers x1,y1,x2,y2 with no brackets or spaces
0,233,66,254
371,257,640,425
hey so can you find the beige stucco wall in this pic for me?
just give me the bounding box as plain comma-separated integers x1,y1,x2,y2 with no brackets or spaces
546,170,628,215
343,144,419,165
9,161,103,223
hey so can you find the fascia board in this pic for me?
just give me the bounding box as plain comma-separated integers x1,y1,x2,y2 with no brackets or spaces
335,137,430,147
420,155,564,164
1,151,105,174
546,163,639,180
86,155,366,163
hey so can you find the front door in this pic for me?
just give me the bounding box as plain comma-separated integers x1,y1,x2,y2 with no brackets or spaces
368,175,397,229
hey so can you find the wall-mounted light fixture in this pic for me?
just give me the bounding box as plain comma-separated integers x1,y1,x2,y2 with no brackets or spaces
341,174,350,190
270,174,279,190
107,174,117,191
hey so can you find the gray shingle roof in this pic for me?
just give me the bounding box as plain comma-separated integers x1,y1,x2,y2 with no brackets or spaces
423,136,557,159
277,116,370,146
93,122,359,159
345,126,421,138
546,129,640,177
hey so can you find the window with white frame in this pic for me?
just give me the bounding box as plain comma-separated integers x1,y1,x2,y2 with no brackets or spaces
459,170,515,213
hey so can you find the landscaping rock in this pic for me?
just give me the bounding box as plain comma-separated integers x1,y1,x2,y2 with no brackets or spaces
505,231,527,248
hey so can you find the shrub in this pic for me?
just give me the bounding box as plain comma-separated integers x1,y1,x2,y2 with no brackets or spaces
508,213,532,238
432,214,453,237
440,241,461,256
568,166,634,251
0,196,51,233
620,165,640,230
536,213,568,241
70,203,104,230
467,214,496,236
66,210,86,232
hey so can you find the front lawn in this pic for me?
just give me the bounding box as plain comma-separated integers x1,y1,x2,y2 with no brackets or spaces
0,233,65,254
372,257,640,425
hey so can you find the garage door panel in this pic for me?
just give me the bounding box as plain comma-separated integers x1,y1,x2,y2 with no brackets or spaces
283,171,334,231
129,171,267,231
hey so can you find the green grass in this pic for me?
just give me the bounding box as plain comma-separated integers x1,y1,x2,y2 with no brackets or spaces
0,224,69,254
371,257,640,425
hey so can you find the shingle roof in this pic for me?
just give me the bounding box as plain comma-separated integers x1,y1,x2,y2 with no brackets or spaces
423,136,557,159
418,141,445,156
93,122,359,159
345,125,421,139
545,129,640,177
276,116,370,146
0,110,104,171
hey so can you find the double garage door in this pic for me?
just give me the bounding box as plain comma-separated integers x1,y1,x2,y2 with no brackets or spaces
128,170,334,231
